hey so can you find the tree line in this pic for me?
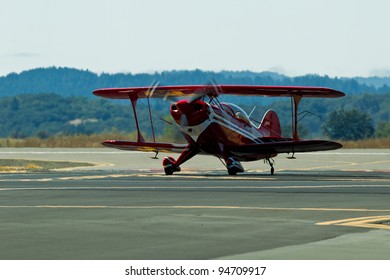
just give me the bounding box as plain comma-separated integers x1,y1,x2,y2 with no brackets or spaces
0,92,389,141
1,67,390,99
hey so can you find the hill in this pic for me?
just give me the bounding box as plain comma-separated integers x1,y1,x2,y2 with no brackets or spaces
1,67,390,98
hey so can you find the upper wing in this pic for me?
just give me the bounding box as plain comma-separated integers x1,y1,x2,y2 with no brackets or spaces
227,140,343,155
93,85,345,99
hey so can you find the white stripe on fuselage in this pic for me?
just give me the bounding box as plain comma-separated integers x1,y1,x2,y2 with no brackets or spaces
178,105,263,144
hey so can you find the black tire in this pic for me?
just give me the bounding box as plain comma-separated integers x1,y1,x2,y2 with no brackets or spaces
164,167,174,175
228,168,237,175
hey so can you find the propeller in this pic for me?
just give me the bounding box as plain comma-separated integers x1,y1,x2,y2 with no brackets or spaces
145,80,160,98
163,92,180,104
188,79,222,104
145,81,180,127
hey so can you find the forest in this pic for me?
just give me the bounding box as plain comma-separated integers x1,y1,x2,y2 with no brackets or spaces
1,67,390,98
0,92,389,142
0,67,389,142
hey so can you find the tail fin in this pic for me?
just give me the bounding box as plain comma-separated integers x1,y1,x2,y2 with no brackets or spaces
258,110,282,138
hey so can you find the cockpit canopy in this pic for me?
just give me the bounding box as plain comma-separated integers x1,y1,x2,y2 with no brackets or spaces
220,102,252,126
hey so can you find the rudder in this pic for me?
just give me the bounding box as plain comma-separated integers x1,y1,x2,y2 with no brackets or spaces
258,110,282,137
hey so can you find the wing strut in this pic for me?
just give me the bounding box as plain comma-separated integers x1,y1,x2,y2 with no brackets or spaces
146,84,158,143
292,94,302,141
129,95,145,143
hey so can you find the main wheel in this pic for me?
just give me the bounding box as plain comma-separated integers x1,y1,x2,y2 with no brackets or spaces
163,157,177,175
164,166,174,175
228,168,237,176
164,166,181,175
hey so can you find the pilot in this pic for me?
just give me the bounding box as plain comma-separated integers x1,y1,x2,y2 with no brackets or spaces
235,112,250,126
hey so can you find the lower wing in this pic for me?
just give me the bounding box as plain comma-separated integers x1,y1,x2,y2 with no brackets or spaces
101,140,187,153
228,140,342,155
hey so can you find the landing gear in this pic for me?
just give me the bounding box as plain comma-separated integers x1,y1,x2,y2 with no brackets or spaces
162,146,198,175
163,157,181,175
265,158,275,175
226,157,244,176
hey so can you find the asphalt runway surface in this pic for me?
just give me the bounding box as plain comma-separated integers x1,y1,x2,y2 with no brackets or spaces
0,148,389,260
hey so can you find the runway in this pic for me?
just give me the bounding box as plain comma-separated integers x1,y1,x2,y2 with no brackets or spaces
0,148,389,259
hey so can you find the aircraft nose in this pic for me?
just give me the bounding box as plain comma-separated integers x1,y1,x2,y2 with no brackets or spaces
174,100,192,115
170,100,209,126
171,100,205,115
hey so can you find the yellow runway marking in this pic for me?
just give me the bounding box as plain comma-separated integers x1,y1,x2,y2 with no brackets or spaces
317,215,390,230
2,205,390,230
1,205,390,213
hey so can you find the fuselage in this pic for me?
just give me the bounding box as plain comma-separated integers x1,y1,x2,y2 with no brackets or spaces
170,99,275,161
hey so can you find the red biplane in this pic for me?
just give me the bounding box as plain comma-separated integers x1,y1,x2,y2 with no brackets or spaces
93,85,345,175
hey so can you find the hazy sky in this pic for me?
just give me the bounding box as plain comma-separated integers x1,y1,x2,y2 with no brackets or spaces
1,0,390,77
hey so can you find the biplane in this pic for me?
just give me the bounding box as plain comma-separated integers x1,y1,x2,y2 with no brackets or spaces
93,85,345,175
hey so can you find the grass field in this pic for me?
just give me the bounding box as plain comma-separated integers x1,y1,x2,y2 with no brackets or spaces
0,134,389,149
340,138,390,149
0,159,94,173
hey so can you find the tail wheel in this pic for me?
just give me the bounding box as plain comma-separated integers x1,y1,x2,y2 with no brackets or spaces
265,158,275,175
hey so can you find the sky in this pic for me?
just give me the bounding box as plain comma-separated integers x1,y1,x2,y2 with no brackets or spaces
1,0,390,77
